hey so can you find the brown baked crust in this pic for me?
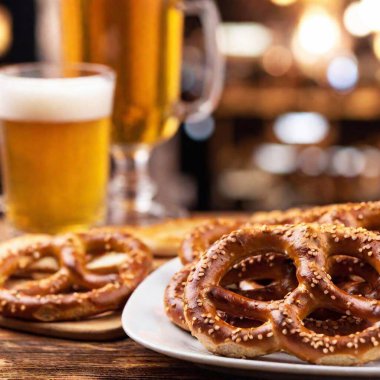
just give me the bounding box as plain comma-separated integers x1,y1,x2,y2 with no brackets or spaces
183,223,380,366
164,264,193,330
0,231,152,321
165,252,297,331
179,201,380,265
179,218,247,264
249,201,380,229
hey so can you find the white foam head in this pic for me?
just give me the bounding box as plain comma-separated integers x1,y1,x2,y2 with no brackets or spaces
0,68,115,122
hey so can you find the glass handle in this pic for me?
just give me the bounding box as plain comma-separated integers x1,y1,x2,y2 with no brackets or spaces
179,0,225,122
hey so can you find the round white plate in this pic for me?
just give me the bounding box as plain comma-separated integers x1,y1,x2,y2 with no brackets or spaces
122,258,380,377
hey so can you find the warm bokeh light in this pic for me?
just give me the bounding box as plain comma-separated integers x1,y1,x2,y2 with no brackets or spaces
273,112,329,145
0,5,12,57
344,1,371,37
373,33,380,60
344,0,380,36
296,8,340,55
361,0,380,32
331,147,366,177
262,45,293,76
297,147,328,176
218,22,272,58
292,7,340,64
362,147,380,178
327,56,359,91
270,0,297,6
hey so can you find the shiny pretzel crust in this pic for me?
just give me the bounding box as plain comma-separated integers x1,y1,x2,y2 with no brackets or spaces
184,224,380,366
179,201,380,265
0,231,152,321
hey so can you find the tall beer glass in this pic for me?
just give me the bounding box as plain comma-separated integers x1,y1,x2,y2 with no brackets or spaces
0,63,115,233
60,0,224,224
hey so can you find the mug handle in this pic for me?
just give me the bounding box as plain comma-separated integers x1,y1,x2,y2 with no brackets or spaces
178,0,225,122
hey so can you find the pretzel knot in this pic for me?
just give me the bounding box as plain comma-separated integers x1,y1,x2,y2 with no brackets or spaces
0,231,152,321
165,253,297,331
183,223,380,365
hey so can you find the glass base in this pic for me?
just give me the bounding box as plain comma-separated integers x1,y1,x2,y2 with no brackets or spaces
108,144,188,226
107,198,188,226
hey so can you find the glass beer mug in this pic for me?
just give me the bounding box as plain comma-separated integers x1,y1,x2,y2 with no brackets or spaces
59,0,224,224
0,63,115,234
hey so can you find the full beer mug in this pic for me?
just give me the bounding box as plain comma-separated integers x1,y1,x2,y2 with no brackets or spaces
60,0,224,224
0,63,115,233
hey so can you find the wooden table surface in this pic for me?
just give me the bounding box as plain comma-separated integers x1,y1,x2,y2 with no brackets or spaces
0,320,370,380
0,327,229,379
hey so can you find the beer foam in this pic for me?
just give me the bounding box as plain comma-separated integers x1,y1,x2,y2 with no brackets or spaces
0,75,115,122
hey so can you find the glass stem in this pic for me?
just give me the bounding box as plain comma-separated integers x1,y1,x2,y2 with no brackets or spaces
110,145,156,214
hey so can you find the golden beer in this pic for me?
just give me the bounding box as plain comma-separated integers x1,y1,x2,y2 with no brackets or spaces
61,0,184,145
0,65,115,233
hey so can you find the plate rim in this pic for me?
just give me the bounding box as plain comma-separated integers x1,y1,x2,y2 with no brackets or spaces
122,258,380,377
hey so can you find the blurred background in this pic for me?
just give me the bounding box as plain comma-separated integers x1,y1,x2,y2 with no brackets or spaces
1,0,380,212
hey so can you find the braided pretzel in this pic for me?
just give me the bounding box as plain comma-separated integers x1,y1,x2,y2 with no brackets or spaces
179,201,380,265
0,231,152,321
183,223,380,365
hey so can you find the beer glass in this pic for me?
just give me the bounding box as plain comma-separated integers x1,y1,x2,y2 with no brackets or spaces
60,0,224,224
0,63,115,233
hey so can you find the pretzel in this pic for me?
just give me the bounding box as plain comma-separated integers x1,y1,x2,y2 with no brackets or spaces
0,231,152,321
179,201,380,264
183,223,380,365
165,254,374,333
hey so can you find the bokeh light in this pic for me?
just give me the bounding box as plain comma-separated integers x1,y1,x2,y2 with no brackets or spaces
293,7,340,59
327,56,359,91
344,0,380,36
184,117,215,141
218,23,272,58
373,33,380,60
262,45,293,76
273,112,329,145
297,147,328,176
362,0,380,32
331,147,366,177
271,0,296,6
362,147,380,178
254,144,297,174
344,1,371,37
0,5,12,57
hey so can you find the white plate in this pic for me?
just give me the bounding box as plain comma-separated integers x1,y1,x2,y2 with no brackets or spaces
122,258,380,378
